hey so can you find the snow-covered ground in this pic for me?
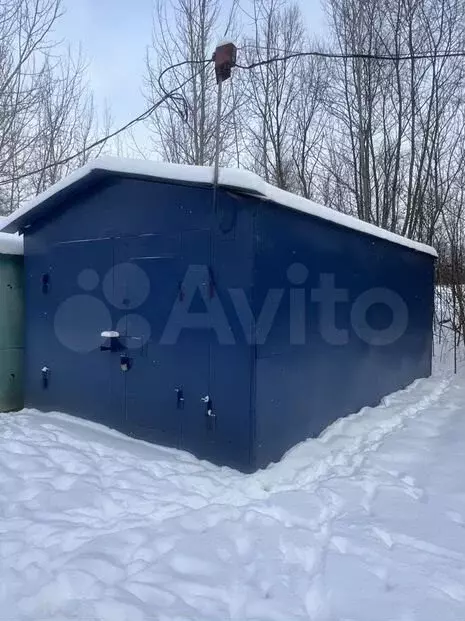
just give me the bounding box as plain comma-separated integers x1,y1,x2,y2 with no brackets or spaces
1,354,465,620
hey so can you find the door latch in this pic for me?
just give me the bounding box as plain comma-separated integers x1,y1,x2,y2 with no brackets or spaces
201,395,214,417
175,388,185,409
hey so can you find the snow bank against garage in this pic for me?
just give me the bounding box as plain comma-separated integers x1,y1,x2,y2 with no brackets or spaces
1,359,465,620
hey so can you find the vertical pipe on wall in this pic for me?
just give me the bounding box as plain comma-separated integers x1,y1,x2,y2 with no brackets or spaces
212,76,223,212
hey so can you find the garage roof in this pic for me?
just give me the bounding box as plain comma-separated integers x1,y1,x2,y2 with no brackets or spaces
0,156,436,257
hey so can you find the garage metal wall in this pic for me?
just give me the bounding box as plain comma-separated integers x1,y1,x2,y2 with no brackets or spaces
22,173,434,471
252,200,434,469
23,176,255,470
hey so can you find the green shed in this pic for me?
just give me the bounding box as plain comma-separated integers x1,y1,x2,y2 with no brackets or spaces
0,229,23,411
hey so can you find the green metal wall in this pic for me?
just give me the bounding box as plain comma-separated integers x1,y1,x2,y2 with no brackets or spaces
0,254,23,411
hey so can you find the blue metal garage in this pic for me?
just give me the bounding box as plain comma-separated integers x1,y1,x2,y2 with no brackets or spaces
1,157,436,471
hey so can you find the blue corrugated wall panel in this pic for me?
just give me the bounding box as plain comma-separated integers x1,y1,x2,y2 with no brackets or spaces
252,200,434,469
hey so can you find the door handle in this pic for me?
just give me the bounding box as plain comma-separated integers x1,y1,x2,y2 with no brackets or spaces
176,388,185,409
201,395,215,417
100,331,122,352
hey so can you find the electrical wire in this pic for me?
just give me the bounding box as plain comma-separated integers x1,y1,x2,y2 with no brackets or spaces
239,42,465,59
157,58,212,119
236,48,465,69
3,46,465,187
0,64,213,187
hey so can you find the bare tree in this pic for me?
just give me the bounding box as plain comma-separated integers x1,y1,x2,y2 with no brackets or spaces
0,0,106,214
325,0,465,242
144,0,239,166
29,48,106,196
290,53,328,200
240,0,306,189
0,0,62,212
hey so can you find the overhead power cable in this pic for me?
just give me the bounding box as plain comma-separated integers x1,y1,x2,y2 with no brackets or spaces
2,48,465,187
0,63,211,187
157,59,212,120
236,48,465,69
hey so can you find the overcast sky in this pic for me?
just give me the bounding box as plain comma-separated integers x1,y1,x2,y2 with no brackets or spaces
57,0,326,132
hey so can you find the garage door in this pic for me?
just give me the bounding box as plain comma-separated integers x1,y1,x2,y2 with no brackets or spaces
116,231,216,457
32,238,124,425
30,230,251,468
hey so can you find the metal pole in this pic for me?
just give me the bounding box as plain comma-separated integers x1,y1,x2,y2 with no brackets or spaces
213,76,223,191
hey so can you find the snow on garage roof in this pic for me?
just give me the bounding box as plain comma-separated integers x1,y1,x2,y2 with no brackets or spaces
0,232,23,255
0,216,23,255
0,156,436,257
